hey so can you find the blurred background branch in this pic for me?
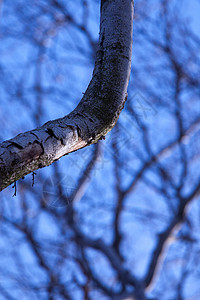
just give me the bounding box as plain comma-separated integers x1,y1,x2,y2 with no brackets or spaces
0,0,200,299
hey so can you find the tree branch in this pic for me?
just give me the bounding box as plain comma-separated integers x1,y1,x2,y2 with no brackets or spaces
0,0,134,191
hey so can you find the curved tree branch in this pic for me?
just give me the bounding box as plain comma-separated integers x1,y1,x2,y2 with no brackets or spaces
0,0,133,191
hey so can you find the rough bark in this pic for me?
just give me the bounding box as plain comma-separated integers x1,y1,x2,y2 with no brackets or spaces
0,0,134,192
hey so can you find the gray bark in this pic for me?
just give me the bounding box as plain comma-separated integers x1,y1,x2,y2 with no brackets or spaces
0,0,134,192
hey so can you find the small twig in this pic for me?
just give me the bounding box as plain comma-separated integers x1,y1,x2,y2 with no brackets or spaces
12,181,17,197
32,172,37,187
